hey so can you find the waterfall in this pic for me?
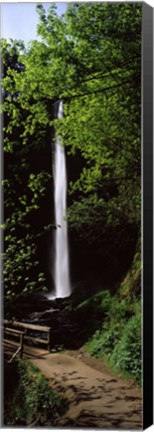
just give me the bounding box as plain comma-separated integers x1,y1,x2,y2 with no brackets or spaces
53,101,71,298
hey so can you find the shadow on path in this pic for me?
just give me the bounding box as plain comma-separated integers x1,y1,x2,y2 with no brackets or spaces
30,350,142,429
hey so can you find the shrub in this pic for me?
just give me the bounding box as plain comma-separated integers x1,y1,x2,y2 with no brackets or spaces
4,360,67,426
85,293,141,383
110,306,141,382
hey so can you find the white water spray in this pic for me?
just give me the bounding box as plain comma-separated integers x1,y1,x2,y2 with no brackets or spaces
53,101,71,298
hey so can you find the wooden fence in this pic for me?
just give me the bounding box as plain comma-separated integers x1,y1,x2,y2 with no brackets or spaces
3,319,52,362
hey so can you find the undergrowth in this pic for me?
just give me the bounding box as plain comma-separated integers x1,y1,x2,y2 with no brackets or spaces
4,360,68,426
84,256,142,384
85,293,141,383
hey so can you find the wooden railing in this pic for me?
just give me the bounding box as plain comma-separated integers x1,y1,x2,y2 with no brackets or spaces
3,320,52,361
4,327,25,363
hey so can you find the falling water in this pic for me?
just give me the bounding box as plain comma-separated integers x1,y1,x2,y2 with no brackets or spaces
53,101,71,298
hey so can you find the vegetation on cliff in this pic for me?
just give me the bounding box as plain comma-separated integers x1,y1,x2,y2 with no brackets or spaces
84,255,141,383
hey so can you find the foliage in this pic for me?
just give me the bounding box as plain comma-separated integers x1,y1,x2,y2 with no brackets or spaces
4,360,67,426
59,2,141,242
1,39,52,306
3,173,51,299
119,252,141,297
1,3,141,305
110,304,141,382
85,296,141,383
85,256,141,383
25,2,141,262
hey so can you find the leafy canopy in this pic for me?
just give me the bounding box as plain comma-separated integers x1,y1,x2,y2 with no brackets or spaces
2,2,141,306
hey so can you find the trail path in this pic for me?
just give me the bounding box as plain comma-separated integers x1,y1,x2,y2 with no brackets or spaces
31,350,142,429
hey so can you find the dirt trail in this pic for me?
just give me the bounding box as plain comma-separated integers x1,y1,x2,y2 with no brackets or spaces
31,350,142,429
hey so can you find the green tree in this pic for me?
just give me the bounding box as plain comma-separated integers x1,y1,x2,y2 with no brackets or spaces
1,39,51,311
2,2,141,309
56,3,141,252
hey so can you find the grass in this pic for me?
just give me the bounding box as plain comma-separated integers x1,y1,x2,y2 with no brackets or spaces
4,359,68,427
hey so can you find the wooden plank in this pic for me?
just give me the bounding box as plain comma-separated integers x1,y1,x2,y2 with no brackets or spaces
4,328,25,336
3,339,19,347
4,319,51,333
4,329,48,343
3,341,48,359
3,320,52,355
24,335,48,345
8,346,21,363
48,328,52,351
20,333,24,358
4,329,24,361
